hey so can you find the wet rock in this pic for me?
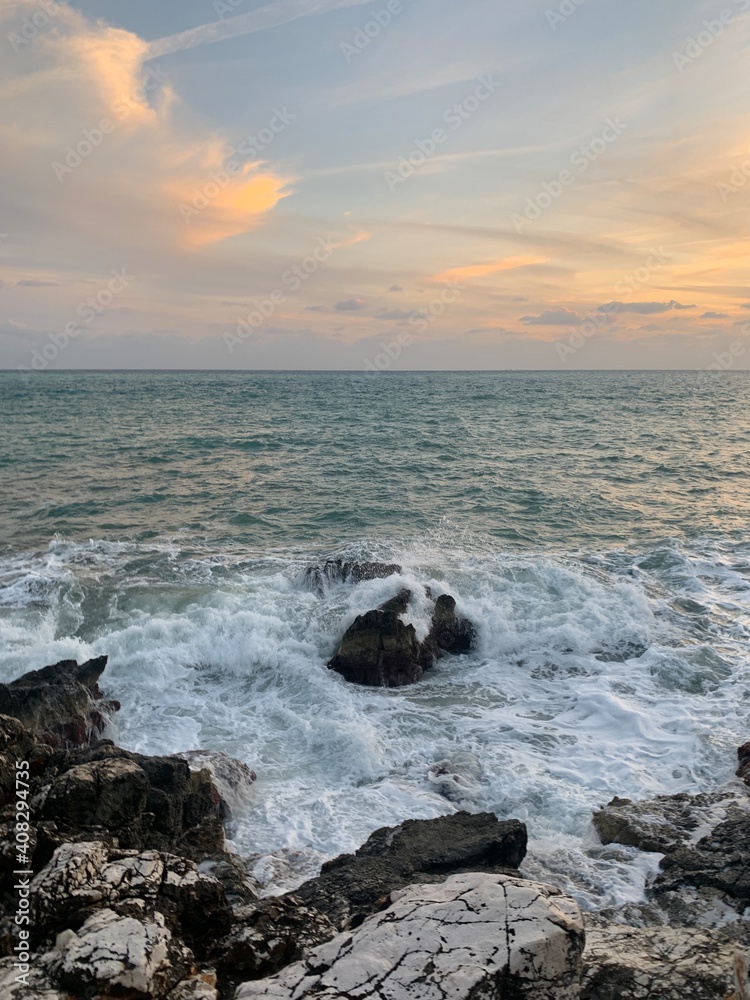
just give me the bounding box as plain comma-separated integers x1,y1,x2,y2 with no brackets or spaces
236,873,584,1000
0,657,120,749
302,560,401,594
582,923,740,1000
593,785,750,922
29,840,232,955
426,752,483,805
217,895,336,981
327,608,422,687
174,751,257,821
378,588,411,616
737,742,750,787
425,593,476,656
294,811,528,929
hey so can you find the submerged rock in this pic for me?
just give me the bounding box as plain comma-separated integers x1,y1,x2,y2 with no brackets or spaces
294,811,528,929
302,559,402,594
0,656,120,748
426,593,476,656
327,607,423,687
236,873,584,1000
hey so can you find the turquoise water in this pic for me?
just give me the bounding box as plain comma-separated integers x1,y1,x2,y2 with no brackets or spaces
0,370,749,906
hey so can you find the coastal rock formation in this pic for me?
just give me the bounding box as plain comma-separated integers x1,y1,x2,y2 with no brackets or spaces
327,606,423,687
294,811,528,929
174,751,257,821
328,589,477,687
235,873,585,1000
592,783,750,920
581,922,742,1000
302,559,402,594
737,742,750,787
0,656,120,748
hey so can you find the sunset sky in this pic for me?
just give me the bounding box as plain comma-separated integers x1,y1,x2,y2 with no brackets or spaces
0,0,748,370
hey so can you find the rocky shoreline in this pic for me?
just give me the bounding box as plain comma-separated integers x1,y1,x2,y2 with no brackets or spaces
0,650,748,999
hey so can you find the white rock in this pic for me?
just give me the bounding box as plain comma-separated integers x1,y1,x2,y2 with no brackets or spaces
235,873,584,1000
45,907,190,997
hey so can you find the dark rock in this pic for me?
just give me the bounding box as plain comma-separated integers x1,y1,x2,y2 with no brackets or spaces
426,594,476,656
0,657,120,748
294,811,528,928
217,895,336,982
302,559,401,594
378,588,411,616
327,608,422,687
173,750,256,822
737,741,750,786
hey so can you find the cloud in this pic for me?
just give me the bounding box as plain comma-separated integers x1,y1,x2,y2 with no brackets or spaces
388,285,403,293
435,255,548,283
376,309,413,321
305,305,328,312
16,279,61,287
335,298,367,311
601,300,695,314
146,0,374,59
701,311,729,320
521,308,584,326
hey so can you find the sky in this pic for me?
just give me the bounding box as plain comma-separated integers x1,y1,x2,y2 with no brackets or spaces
0,0,748,371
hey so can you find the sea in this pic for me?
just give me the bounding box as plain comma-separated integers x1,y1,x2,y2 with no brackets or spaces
1,370,748,909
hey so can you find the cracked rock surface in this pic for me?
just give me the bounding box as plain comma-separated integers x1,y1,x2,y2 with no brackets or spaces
235,873,584,1000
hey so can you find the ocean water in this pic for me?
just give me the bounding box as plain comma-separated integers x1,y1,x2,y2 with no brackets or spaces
1,370,749,909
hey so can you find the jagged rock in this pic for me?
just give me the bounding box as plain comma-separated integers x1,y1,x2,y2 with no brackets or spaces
174,751,256,820
378,588,411,616
217,895,336,980
165,970,219,999
737,742,750,787
593,785,750,922
327,608,422,687
302,560,401,594
582,923,741,999
236,873,584,1000
294,811,528,929
425,593,476,656
0,657,120,749
29,841,232,954
198,853,261,908
0,714,51,808
47,907,192,998
426,752,483,805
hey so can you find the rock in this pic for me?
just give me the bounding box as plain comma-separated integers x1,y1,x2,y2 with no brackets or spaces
47,907,192,998
378,588,411,616
593,785,750,922
29,840,232,954
166,970,219,999
0,657,120,748
327,608,422,687
217,895,336,981
302,560,402,595
174,751,257,821
294,811,528,929
426,752,483,805
582,923,741,1000
425,593,476,657
737,742,750,787
236,872,584,1000
0,714,51,808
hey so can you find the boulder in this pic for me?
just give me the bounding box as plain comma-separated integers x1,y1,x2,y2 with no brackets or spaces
174,750,257,821
425,594,476,657
0,657,120,748
582,923,741,1000
29,841,232,954
302,560,401,595
327,608,422,687
294,811,528,929
235,873,584,1000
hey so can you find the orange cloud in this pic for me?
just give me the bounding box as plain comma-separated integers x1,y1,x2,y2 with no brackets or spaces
433,255,549,283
